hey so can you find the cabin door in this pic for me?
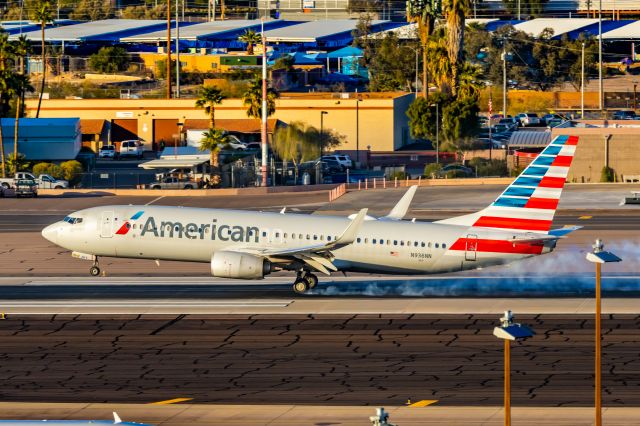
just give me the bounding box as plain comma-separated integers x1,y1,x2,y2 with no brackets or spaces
465,234,478,261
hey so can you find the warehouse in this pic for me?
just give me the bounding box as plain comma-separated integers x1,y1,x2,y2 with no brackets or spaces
0,118,81,161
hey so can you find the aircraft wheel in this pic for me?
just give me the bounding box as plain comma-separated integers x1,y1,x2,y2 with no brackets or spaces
293,279,309,294
305,273,318,289
89,266,101,276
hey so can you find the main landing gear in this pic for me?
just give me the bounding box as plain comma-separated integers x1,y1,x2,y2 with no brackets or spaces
293,271,318,294
89,257,101,276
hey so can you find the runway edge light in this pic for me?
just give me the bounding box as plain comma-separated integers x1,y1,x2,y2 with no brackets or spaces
493,310,535,341
586,239,622,264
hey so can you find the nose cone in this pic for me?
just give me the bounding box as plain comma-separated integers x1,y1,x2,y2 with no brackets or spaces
41,223,58,244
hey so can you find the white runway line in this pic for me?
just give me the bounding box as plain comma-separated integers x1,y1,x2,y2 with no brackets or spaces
145,196,166,205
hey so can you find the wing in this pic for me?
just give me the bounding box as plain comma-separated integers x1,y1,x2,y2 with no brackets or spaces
380,185,417,221
233,208,368,275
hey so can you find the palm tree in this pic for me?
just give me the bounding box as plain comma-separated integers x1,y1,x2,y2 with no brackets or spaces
407,0,441,96
238,29,262,55
32,0,54,118
13,35,32,174
442,0,469,97
0,31,15,178
195,86,226,129
199,128,229,186
220,0,225,19
242,76,278,120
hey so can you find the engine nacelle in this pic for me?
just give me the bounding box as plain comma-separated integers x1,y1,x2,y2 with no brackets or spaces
211,250,271,279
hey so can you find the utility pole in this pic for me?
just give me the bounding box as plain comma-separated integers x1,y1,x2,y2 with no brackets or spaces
581,42,585,118
175,0,180,99
166,0,172,100
598,0,603,112
260,19,268,187
436,103,439,164
502,49,507,117
414,48,418,99
517,0,520,20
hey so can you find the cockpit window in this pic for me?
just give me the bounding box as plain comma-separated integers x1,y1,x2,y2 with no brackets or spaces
63,216,83,224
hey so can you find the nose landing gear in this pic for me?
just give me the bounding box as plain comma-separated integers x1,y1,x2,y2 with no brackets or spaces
293,271,318,294
89,257,101,276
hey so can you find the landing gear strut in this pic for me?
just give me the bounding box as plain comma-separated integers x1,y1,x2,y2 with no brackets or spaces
293,271,318,294
89,257,101,276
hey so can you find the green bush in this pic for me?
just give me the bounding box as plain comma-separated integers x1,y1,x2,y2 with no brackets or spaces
601,166,614,182
423,163,443,178
60,160,84,186
468,158,508,177
33,162,64,179
389,171,406,180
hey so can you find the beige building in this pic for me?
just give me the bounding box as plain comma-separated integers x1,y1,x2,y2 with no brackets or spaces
553,121,640,183
25,92,415,153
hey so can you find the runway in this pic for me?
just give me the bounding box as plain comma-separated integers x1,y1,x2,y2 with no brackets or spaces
0,311,639,406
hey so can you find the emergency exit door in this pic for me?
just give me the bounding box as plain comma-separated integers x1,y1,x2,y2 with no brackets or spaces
465,234,478,261
100,211,114,238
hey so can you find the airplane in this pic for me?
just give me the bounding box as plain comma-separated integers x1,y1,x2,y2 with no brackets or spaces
42,135,580,294
0,412,151,425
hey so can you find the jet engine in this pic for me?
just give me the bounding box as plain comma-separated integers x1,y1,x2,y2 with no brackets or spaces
211,251,271,279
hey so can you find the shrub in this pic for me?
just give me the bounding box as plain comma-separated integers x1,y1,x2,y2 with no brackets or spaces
60,160,84,186
468,158,508,177
601,166,614,182
389,171,406,180
33,162,64,179
423,163,443,178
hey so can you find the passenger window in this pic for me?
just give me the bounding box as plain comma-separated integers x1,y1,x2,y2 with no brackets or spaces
414,241,418,247
387,240,390,245
299,234,303,239
442,243,447,249
373,239,377,244
306,234,310,240
393,240,397,245
364,238,368,243
421,242,425,247
435,243,440,248
262,231,267,237
313,235,318,240
328,236,332,241
275,232,280,238
428,242,432,248
357,237,361,243
379,240,384,245
284,233,288,238
400,241,404,246
292,234,296,239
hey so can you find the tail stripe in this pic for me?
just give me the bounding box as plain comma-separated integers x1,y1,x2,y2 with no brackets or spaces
539,176,566,188
474,216,552,231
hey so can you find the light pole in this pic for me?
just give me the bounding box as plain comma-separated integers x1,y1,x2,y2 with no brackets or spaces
501,49,508,117
260,19,268,187
493,310,535,426
581,42,585,118
356,95,362,168
598,0,603,112
429,103,439,164
320,110,328,158
175,0,180,98
633,81,637,110
586,239,621,426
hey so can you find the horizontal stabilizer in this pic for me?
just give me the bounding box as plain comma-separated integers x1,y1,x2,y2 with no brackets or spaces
548,225,582,237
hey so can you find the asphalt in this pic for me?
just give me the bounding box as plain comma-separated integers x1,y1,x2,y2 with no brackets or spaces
0,313,638,407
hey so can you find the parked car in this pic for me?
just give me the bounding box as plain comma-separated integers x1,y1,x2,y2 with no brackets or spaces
612,110,637,120
498,117,519,130
516,113,540,126
148,176,195,190
98,145,116,159
546,118,566,128
321,154,353,169
118,140,144,159
0,172,68,190
320,158,344,173
492,124,512,134
541,113,566,125
14,179,38,198
437,164,473,178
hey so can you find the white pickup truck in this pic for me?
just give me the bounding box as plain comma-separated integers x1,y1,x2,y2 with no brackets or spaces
0,172,69,189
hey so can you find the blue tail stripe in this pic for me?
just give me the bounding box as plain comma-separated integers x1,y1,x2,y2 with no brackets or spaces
551,135,568,145
524,166,549,177
513,176,542,187
494,197,529,208
543,145,562,156
532,155,555,167
504,186,537,197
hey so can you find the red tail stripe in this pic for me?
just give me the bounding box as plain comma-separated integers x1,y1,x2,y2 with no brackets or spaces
539,176,566,188
473,216,552,232
450,238,544,255
566,136,579,146
525,197,559,210
551,155,573,167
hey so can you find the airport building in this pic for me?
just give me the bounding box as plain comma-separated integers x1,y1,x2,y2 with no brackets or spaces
25,92,415,154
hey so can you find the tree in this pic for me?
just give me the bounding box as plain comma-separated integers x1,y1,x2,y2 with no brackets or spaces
367,33,419,92
238,29,262,55
406,92,448,142
195,86,226,129
69,0,112,20
406,0,441,96
242,76,278,120
0,30,17,178
88,46,130,74
31,0,54,119
13,35,32,175
7,152,28,174
443,0,469,96
441,94,479,156
199,128,228,186
273,121,343,166
60,160,83,185
502,0,548,17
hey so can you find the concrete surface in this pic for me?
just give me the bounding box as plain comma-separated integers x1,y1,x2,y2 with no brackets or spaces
0,314,638,406
2,403,639,425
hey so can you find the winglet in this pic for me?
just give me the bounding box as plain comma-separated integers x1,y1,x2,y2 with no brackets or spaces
113,412,122,424
382,185,417,221
334,208,367,246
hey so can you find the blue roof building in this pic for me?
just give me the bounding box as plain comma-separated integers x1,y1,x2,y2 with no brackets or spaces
1,118,81,161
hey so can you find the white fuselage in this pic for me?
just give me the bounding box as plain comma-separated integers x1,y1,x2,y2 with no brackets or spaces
42,205,555,275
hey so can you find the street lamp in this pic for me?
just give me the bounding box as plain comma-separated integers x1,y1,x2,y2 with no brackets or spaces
493,310,535,426
586,239,621,426
633,80,638,110
356,95,362,169
320,110,328,158
430,103,439,164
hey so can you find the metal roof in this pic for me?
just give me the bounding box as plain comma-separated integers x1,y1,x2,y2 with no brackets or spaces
263,19,388,43
10,19,168,42
508,130,551,148
121,19,287,42
602,20,640,40
513,18,599,38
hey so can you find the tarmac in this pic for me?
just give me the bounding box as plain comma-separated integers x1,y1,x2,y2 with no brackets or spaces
3,403,640,425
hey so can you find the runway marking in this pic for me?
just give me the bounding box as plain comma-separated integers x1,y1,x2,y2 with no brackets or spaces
150,397,193,405
408,400,438,407
578,215,592,220
146,196,165,206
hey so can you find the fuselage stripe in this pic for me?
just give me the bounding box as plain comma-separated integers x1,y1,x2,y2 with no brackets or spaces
449,237,544,255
